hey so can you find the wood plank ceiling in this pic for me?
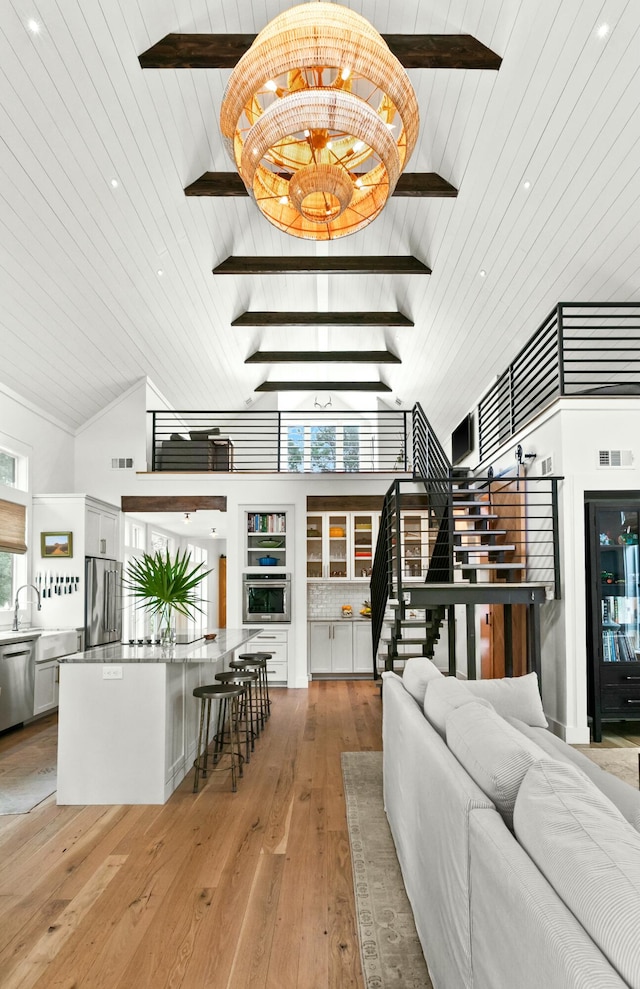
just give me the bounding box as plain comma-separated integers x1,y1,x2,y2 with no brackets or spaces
0,1,639,436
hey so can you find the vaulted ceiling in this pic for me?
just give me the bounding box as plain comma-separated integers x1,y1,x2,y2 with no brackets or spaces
1,1,639,441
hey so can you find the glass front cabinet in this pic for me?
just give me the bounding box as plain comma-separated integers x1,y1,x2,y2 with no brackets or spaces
586,499,640,741
306,512,379,580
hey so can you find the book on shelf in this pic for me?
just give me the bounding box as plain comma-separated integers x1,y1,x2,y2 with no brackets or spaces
602,628,637,661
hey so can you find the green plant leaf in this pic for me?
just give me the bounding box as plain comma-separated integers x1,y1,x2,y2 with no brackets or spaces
123,548,212,622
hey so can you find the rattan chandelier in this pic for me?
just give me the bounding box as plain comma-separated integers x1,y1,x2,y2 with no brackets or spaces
220,2,419,240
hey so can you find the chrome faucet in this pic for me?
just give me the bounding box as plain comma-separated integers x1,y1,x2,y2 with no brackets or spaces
12,584,42,631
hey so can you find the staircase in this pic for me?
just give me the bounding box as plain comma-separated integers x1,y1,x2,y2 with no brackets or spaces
370,405,561,681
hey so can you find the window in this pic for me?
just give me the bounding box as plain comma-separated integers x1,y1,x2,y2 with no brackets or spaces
285,424,361,472
0,498,27,612
0,553,15,609
0,452,16,487
186,543,209,633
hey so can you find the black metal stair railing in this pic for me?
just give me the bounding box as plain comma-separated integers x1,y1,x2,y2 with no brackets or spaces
370,484,397,676
413,403,454,583
478,302,640,463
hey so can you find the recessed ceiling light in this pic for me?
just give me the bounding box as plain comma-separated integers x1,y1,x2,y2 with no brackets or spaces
479,269,487,278
156,269,164,277
27,18,40,33
522,179,531,190
597,22,610,38
110,178,119,188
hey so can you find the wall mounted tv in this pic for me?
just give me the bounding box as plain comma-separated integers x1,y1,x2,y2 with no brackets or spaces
451,413,474,465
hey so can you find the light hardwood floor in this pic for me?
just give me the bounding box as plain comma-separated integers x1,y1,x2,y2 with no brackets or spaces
0,681,382,989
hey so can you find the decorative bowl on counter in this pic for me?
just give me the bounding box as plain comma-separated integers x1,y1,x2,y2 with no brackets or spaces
258,555,279,566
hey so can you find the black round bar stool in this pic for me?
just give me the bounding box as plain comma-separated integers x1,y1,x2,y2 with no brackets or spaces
215,670,259,763
193,683,244,793
231,653,272,730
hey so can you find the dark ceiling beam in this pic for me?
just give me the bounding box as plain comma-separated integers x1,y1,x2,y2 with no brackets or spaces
256,381,392,392
232,311,414,327
246,351,401,364
121,496,227,512
214,256,430,275
185,172,457,198
139,33,501,70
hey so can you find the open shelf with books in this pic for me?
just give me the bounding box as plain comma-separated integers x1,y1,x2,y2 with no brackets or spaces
246,512,287,568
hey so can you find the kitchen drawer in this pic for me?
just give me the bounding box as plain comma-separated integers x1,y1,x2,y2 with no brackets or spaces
265,660,287,683
601,686,640,713
245,629,288,644
600,664,640,687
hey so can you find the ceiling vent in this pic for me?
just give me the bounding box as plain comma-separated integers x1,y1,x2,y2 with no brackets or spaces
111,457,134,470
598,449,633,468
540,456,553,476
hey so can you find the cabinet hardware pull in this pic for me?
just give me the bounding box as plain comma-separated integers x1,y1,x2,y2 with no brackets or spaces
625,676,640,681
626,699,640,705
3,649,31,658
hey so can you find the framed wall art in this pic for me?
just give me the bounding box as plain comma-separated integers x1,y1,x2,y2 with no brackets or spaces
41,531,73,558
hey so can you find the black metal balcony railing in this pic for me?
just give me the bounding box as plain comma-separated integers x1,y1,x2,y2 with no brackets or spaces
478,302,640,463
149,409,412,473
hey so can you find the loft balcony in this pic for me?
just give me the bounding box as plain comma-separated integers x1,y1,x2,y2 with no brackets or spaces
148,409,413,474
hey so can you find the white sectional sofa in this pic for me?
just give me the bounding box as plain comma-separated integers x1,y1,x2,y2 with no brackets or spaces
382,661,640,989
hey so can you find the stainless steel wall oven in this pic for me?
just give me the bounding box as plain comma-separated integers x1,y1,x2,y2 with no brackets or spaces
242,572,291,623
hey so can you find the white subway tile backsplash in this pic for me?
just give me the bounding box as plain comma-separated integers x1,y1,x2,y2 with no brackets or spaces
307,582,370,619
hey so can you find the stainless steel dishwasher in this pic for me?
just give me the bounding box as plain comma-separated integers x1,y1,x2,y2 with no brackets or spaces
0,639,36,731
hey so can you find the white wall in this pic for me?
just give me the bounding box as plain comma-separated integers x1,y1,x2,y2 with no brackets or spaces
0,383,74,493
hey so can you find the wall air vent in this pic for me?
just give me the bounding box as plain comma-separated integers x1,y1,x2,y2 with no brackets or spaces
111,457,134,470
540,456,553,476
598,449,633,468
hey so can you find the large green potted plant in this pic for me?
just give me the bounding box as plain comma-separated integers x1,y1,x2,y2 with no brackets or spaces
124,548,212,644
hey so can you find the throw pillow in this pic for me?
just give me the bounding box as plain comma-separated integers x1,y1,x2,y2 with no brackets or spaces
465,672,547,727
446,702,547,828
424,676,493,737
189,426,220,440
402,657,444,706
508,716,640,832
169,432,186,441
515,759,640,988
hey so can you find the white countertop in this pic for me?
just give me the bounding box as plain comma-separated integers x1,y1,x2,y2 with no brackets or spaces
58,628,262,664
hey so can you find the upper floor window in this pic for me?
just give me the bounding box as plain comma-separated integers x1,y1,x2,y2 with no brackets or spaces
286,424,361,472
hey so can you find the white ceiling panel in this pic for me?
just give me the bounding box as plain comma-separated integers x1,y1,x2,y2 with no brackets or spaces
0,0,638,439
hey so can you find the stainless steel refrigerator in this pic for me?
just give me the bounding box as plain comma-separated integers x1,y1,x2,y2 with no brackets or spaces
85,557,123,648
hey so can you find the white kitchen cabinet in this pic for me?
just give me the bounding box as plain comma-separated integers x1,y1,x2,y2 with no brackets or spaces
306,512,380,581
33,660,59,716
33,629,79,716
238,628,288,683
86,500,120,557
353,621,374,674
308,621,372,676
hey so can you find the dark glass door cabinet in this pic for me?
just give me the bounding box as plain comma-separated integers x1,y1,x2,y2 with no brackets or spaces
586,500,640,741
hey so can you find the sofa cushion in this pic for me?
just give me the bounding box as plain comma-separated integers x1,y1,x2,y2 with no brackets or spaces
508,716,640,831
189,426,220,440
446,702,547,828
424,677,493,737
514,759,640,988
402,657,444,705
464,672,547,727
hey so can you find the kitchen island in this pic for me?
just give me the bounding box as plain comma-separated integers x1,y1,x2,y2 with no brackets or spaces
56,629,261,805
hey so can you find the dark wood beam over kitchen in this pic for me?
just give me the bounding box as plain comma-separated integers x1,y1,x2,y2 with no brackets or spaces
139,33,502,70
255,381,392,392
214,256,430,275
246,350,401,364
233,311,414,327
121,496,227,512
185,172,457,198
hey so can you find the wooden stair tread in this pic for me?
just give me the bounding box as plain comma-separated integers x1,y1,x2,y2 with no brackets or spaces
454,529,507,538
455,544,516,554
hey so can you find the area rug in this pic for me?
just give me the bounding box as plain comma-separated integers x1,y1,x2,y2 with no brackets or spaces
574,745,640,789
341,751,433,989
0,725,58,815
